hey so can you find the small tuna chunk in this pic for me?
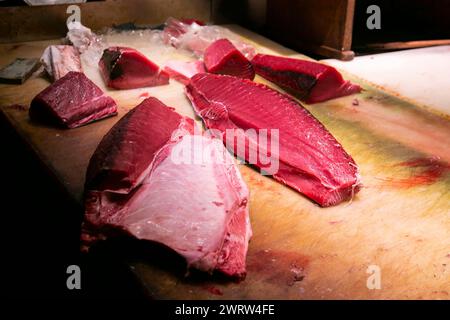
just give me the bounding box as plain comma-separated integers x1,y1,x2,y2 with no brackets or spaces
163,60,206,85
251,54,361,104
83,97,251,278
99,46,169,89
29,71,117,129
204,39,255,80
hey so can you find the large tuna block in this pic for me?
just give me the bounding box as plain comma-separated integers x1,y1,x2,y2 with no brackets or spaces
83,97,252,278
99,46,169,90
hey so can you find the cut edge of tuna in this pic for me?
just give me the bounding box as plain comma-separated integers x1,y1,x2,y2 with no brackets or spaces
204,39,255,80
99,46,169,90
251,53,361,104
29,71,117,129
83,97,252,278
186,73,361,207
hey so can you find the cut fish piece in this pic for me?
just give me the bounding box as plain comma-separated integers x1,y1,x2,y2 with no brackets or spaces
29,71,117,129
251,54,362,104
204,39,255,80
186,73,361,207
85,97,195,194
41,45,83,81
163,60,205,85
83,97,252,278
99,46,169,89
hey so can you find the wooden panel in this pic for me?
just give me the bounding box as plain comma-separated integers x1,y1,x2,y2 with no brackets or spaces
0,26,449,299
266,0,355,60
0,0,211,43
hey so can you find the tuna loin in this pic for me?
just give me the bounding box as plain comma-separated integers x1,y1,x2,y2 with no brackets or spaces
29,71,117,128
83,97,252,278
251,54,361,104
186,73,361,207
204,39,255,80
99,46,169,89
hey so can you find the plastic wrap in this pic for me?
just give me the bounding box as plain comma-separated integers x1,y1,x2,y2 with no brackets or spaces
162,17,256,59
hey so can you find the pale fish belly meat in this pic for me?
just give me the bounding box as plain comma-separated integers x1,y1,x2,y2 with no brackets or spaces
251,54,361,104
163,60,206,85
29,71,117,129
40,45,83,81
83,97,252,278
186,73,361,207
99,47,169,90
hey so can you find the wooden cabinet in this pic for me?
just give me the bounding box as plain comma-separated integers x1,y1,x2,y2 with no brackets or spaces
266,0,450,60
267,0,356,60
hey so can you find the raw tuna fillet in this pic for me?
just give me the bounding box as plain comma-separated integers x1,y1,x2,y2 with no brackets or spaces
251,54,361,104
29,71,117,129
41,45,83,81
204,39,255,80
99,46,169,89
83,97,252,278
186,73,361,207
163,60,205,85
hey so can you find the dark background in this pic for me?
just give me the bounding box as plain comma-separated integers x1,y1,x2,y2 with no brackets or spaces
0,119,145,299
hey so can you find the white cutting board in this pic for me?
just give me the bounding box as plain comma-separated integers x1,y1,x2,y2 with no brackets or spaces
323,45,450,117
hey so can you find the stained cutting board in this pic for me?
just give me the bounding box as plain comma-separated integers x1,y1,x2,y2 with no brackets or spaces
0,25,449,300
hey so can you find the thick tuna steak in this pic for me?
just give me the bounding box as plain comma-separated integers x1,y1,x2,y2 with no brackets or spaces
186,73,361,207
204,39,255,80
99,46,169,89
29,71,117,129
251,54,361,104
163,60,205,85
83,97,252,278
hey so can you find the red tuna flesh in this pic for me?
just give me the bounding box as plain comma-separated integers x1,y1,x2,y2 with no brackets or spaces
186,73,361,207
163,60,206,85
204,39,255,80
83,97,251,278
99,46,169,89
251,54,361,104
29,71,117,129
85,97,192,193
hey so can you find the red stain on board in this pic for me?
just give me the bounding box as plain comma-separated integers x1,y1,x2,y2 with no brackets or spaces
247,250,309,286
380,156,450,188
203,286,223,296
139,92,150,98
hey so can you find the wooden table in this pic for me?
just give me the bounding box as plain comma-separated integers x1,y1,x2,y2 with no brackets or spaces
0,25,449,300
